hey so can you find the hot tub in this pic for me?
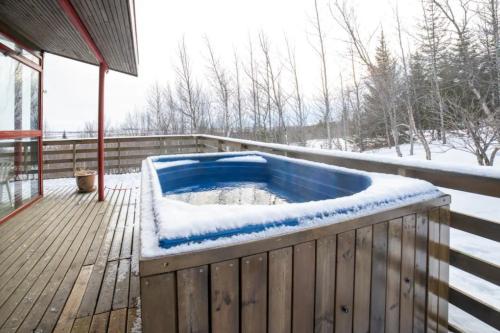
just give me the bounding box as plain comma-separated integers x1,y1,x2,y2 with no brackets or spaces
139,152,450,333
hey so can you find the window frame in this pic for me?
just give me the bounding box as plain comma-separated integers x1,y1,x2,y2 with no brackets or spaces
0,38,43,224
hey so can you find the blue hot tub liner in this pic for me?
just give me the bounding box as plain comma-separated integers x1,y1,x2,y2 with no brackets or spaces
140,152,440,254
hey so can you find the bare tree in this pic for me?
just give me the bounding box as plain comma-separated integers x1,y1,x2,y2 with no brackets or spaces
233,49,244,135
176,38,202,133
313,0,333,148
395,5,432,159
285,36,307,145
334,2,403,157
205,37,232,136
259,33,288,143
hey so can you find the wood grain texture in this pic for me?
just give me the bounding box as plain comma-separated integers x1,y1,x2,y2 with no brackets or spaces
177,266,209,333
386,218,402,333
241,253,268,333
414,212,429,333
427,208,440,333
400,215,416,333
335,231,355,333
314,236,336,333
269,247,293,333
437,207,450,333
353,225,372,333
140,273,177,333
211,259,239,333
292,241,316,333
370,221,388,333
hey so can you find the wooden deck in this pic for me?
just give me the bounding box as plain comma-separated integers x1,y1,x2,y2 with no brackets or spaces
0,184,140,333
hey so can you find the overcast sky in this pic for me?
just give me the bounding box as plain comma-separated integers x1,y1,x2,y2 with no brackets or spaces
44,0,420,132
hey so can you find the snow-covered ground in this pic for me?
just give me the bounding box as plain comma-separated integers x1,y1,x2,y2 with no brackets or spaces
305,137,500,332
44,137,499,332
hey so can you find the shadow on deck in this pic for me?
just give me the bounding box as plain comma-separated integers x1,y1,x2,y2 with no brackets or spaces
0,185,140,333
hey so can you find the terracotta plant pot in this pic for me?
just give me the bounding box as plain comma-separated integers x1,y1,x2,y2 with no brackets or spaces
75,169,96,193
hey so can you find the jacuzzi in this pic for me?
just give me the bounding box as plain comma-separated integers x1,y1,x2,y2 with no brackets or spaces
139,151,450,333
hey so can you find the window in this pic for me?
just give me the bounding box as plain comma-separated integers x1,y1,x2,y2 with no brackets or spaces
0,37,42,222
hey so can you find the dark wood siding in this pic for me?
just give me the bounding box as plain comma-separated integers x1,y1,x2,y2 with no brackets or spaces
141,199,450,333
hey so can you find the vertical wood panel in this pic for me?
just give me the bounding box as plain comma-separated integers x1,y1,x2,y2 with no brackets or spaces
353,226,372,333
335,231,355,333
370,221,388,333
414,212,429,333
140,273,176,333
269,247,293,333
314,236,336,333
292,241,316,333
386,218,402,333
400,214,416,333
211,259,239,333
241,253,268,333
427,208,440,333
177,266,209,333
437,207,450,333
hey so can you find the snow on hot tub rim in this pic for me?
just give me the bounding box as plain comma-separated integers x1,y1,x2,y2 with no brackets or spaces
140,152,443,258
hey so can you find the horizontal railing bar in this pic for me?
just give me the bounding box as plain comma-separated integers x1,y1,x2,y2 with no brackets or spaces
42,134,196,145
449,286,500,330
450,212,500,243
448,322,467,333
450,248,500,286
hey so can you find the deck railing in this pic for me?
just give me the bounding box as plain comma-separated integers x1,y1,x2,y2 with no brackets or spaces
18,134,500,331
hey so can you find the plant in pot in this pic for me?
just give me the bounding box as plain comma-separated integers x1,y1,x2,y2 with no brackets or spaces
75,169,96,193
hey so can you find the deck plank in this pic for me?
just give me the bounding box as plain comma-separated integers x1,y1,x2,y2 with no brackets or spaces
1,191,106,332
0,184,140,333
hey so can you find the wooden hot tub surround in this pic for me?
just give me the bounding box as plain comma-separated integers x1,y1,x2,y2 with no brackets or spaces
140,194,450,333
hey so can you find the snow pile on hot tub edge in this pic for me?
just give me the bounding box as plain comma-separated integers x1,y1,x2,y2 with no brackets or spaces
140,152,443,257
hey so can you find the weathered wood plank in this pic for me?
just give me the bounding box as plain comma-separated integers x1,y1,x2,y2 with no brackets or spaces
241,253,267,333
370,221,388,333
89,312,109,333
126,307,139,333
71,316,92,333
353,225,372,333
112,259,130,310
437,206,450,333
414,212,429,333
211,259,239,333
177,266,209,333
108,308,127,333
29,190,117,333
128,194,140,309
0,191,99,330
335,230,355,333
140,273,176,333
400,214,416,333
78,189,125,317
427,208,440,333
268,247,292,333
386,218,402,333
292,241,316,333
314,236,336,333
95,260,118,314
84,187,125,266
108,190,131,261
53,265,94,333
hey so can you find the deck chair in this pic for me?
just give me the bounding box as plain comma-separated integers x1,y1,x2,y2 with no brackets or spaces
0,161,14,207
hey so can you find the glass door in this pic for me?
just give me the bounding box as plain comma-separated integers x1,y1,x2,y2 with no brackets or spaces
0,34,43,223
